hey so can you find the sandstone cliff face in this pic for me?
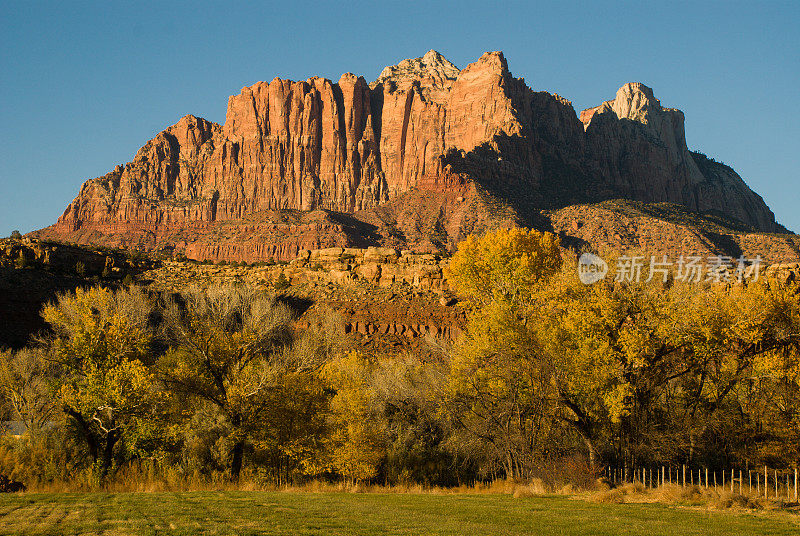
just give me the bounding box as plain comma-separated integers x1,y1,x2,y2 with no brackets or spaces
35,51,785,261
580,83,777,231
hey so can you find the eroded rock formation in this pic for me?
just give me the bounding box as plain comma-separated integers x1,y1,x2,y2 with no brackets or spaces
33,50,786,261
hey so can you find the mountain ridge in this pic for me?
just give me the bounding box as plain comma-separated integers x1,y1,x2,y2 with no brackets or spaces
31,50,792,262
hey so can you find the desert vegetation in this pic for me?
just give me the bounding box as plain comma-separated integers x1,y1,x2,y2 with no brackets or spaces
1,228,799,501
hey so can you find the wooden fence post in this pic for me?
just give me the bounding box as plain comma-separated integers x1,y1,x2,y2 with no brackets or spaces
765,466,768,499
705,467,708,489
731,468,734,493
775,468,778,498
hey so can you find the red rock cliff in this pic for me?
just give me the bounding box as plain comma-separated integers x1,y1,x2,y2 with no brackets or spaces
35,50,784,260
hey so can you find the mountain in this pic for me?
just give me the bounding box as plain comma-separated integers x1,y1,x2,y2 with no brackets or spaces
32,50,794,263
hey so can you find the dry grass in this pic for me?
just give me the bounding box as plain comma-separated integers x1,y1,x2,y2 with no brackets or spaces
589,482,798,512
22,473,587,497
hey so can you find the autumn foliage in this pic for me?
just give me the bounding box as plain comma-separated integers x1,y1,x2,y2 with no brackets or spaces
1,228,799,490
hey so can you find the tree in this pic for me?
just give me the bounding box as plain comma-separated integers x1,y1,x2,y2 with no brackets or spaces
371,350,467,486
532,273,694,467
321,352,385,482
443,300,559,479
444,228,565,478
674,280,800,466
159,284,330,482
446,227,562,306
41,286,159,475
0,348,59,437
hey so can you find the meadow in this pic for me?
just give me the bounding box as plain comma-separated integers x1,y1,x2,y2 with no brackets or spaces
1,491,798,536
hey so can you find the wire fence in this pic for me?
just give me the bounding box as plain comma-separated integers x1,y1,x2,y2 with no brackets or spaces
605,465,799,501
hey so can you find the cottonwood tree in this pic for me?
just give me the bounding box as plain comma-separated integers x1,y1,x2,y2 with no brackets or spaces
532,273,695,467
444,299,559,479
675,280,800,465
0,348,60,437
320,351,385,482
444,228,565,478
159,285,330,482
41,286,159,475
446,227,562,307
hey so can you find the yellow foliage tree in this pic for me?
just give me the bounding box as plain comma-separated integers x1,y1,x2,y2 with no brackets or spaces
322,352,385,483
443,299,558,479
444,228,564,477
0,347,59,436
532,272,694,466
41,286,159,475
160,284,330,482
446,227,562,306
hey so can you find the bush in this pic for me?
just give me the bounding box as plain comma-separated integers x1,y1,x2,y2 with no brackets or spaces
9,230,22,240
274,272,290,291
0,429,90,490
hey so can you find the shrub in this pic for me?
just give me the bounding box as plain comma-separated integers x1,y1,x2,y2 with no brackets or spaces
274,272,290,291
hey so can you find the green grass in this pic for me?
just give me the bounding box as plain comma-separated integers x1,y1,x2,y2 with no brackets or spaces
0,492,797,536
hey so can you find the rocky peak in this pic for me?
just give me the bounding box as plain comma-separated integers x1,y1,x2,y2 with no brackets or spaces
376,49,459,85
611,82,660,122
471,51,509,74
374,50,460,102
581,82,686,130
599,83,688,153
167,114,218,149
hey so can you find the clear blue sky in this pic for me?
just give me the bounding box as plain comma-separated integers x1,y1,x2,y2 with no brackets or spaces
1,1,798,235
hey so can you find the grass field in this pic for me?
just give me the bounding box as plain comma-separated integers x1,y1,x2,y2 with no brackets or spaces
1,491,798,536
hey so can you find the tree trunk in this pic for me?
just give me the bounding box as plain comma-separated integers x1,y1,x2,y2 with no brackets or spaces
230,440,245,482
64,407,98,463
100,430,118,477
559,396,599,469
583,436,599,469
506,450,515,481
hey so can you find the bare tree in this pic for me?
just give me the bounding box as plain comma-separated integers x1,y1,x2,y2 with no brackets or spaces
0,348,59,436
